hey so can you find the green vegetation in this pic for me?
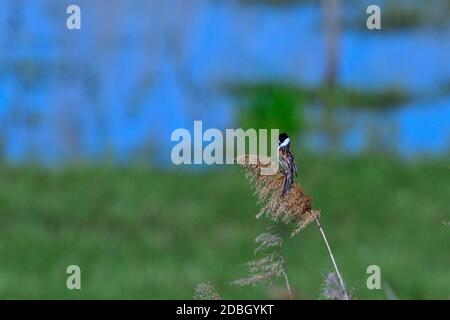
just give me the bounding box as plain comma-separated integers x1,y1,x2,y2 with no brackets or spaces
231,82,409,111
367,1,450,30
0,156,448,299
232,83,305,137
237,0,450,30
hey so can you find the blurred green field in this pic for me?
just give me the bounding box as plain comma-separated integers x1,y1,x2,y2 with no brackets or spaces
0,156,448,299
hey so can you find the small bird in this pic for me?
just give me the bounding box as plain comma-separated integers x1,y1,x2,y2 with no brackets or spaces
278,133,297,196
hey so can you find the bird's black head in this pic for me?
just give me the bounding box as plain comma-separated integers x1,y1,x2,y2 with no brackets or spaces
279,133,289,145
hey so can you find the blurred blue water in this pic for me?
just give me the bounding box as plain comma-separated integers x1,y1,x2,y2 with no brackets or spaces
0,1,449,164
305,96,450,156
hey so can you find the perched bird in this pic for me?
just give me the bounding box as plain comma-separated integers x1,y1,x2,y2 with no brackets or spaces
278,133,297,196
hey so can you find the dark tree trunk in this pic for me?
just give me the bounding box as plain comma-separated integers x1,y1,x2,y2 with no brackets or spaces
323,0,341,88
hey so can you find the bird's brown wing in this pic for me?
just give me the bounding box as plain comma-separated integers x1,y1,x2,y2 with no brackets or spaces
288,150,298,177
280,150,298,196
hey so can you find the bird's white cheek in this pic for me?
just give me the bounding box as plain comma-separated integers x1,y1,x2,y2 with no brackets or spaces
279,138,290,148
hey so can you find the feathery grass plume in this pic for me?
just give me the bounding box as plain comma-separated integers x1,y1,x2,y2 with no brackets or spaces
238,154,349,299
193,282,222,300
320,272,352,300
229,226,293,299
238,155,319,236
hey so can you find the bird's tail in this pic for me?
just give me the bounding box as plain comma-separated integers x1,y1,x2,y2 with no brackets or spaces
281,174,293,196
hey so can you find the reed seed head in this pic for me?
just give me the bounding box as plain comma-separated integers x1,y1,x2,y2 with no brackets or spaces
320,272,352,300
239,155,320,236
193,281,222,300
229,227,287,287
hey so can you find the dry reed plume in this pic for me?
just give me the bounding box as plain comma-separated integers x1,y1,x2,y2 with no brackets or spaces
238,155,319,236
320,272,352,300
229,227,293,299
238,154,349,300
194,282,222,300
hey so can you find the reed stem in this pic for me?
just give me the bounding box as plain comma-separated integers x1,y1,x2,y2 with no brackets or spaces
315,218,349,300
283,270,293,300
